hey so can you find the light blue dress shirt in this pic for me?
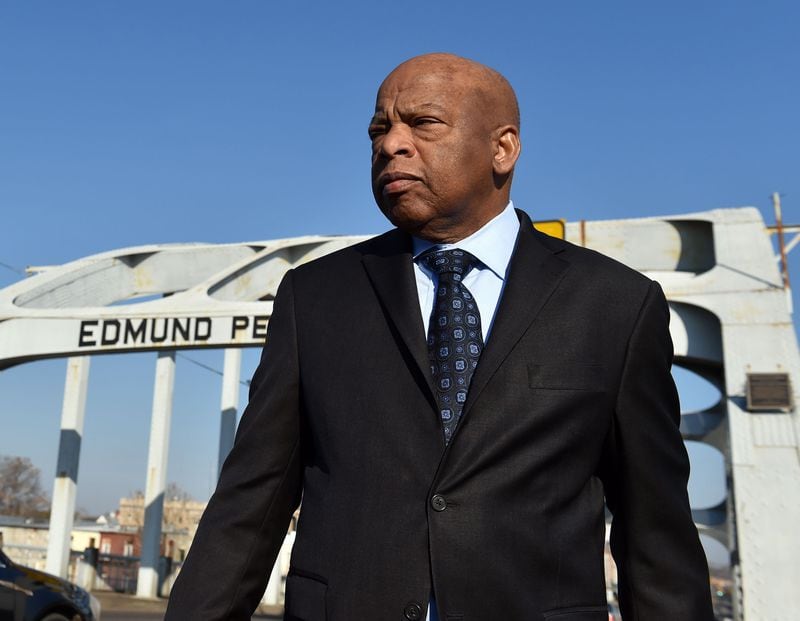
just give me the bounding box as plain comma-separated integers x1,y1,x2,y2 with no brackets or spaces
412,201,520,340
411,201,520,621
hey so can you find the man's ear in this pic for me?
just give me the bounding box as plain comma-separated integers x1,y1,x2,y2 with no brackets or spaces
492,126,521,176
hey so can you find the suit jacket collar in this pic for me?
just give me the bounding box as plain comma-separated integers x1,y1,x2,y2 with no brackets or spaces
360,210,571,432
361,229,438,406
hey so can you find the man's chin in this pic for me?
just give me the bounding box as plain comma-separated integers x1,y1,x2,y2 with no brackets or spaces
378,201,433,237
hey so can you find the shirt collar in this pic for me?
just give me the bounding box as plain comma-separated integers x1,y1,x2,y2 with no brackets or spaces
412,201,519,280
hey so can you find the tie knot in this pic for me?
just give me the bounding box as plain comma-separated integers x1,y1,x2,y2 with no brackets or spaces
419,248,480,279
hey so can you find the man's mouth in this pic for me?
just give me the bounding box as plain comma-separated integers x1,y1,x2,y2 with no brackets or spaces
378,172,421,195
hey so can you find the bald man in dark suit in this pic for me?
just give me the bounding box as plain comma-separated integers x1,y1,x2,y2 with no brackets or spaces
166,53,714,621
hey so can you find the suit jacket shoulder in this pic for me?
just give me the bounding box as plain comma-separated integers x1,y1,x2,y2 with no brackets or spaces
288,228,408,288
529,222,653,293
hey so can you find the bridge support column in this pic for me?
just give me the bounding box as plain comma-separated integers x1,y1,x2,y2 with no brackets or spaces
218,348,241,478
136,351,175,598
46,356,90,578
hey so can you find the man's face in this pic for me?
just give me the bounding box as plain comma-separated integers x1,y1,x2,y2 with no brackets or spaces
369,64,498,242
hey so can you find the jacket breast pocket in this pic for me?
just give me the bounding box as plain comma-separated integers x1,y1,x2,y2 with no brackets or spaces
542,605,609,620
284,571,327,621
528,363,604,391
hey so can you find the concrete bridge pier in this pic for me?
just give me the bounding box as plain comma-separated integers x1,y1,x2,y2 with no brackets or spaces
46,356,91,577
218,348,241,478
136,351,175,598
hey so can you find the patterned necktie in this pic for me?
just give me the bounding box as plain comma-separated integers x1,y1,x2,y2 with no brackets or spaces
419,248,484,444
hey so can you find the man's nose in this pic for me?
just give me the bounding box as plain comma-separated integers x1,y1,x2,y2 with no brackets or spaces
380,123,415,158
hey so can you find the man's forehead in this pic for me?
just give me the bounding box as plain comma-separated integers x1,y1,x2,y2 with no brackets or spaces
372,100,448,115
379,67,469,96
374,70,469,114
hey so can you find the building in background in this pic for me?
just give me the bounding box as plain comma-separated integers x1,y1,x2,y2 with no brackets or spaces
117,492,205,561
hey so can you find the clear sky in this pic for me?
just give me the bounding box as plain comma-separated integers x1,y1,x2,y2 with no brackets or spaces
0,1,798,566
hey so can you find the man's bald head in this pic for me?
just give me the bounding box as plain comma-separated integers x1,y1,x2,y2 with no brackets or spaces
382,53,520,130
370,53,522,242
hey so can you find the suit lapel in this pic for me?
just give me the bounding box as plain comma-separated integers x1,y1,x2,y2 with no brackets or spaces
359,213,571,432
464,211,571,415
361,230,437,404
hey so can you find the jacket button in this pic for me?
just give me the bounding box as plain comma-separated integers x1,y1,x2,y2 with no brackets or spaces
431,494,447,512
404,603,422,620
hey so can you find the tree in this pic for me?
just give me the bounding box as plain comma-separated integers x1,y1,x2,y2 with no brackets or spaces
165,482,193,502
0,455,50,517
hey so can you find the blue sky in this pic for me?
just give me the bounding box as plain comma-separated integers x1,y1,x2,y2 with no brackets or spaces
0,1,798,568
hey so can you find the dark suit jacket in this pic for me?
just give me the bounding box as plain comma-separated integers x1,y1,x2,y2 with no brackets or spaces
166,210,713,621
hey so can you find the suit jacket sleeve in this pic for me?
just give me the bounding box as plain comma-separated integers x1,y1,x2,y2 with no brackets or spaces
165,270,304,621
603,280,714,620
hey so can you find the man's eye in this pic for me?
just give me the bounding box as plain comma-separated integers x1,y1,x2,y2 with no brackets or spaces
414,118,439,126
368,126,385,140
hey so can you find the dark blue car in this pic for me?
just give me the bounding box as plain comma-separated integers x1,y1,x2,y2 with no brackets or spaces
0,549,99,621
